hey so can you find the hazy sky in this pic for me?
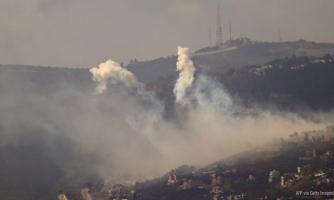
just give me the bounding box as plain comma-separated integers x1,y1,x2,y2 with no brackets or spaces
0,0,333,68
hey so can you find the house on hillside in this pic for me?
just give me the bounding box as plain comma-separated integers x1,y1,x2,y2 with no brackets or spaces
281,173,296,187
299,149,317,160
167,174,194,186
212,174,224,186
248,175,255,181
167,175,178,186
295,165,311,179
326,125,334,134
182,179,203,189
268,170,280,183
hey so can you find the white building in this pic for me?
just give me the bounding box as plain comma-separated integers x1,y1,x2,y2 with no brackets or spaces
326,125,334,134
268,170,280,182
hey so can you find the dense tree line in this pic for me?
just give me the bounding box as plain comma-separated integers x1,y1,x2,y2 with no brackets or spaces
217,54,334,110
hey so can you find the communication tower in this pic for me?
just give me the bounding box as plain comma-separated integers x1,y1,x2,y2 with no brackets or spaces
209,29,212,47
216,6,223,46
229,21,232,43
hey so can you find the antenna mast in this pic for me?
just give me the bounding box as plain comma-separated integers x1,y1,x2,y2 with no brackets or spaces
229,21,232,43
209,29,212,47
279,30,282,43
216,6,223,46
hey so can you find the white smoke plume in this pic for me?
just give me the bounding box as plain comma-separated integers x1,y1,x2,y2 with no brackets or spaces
163,46,329,166
173,46,196,104
190,74,235,112
0,45,332,198
89,59,164,145
89,59,139,93
173,46,234,113
89,59,163,113
85,47,330,177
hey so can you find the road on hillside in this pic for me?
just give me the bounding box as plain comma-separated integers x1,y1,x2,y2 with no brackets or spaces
191,46,238,57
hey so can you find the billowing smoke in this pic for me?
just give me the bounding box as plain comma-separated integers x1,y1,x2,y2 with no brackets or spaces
153,46,328,167
0,45,332,198
89,59,139,93
173,46,196,104
86,47,328,177
89,59,164,144
189,74,235,112
173,46,234,112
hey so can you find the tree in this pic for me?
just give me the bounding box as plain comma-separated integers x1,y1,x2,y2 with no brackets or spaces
304,133,309,142
293,132,298,138
324,53,332,61
225,68,235,77
312,136,316,142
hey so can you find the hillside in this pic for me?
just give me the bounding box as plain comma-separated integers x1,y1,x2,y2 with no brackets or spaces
146,53,334,120
126,40,334,83
0,66,101,200
132,131,334,200
0,42,334,199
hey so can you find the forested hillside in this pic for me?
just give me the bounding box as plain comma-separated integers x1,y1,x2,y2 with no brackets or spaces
216,54,334,110
146,53,334,119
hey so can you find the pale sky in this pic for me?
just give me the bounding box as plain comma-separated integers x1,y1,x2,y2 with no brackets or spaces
0,0,333,68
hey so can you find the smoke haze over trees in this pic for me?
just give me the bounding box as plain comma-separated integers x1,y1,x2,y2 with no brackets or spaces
1,47,334,199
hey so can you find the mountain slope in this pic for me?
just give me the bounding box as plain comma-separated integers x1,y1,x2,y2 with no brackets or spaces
127,41,334,83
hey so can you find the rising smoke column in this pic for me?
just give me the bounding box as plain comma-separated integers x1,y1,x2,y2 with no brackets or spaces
84,47,328,184
173,46,196,104
89,59,163,112
173,46,233,112
89,59,164,144
89,59,163,111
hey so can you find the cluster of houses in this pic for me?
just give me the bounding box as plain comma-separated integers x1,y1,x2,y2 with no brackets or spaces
166,166,247,200
167,174,205,190
289,59,332,70
299,148,332,161
252,65,273,76
103,184,135,200
299,149,317,160
164,126,334,199
268,166,308,187
85,125,334,200
251,56,333,76
268,147,334,189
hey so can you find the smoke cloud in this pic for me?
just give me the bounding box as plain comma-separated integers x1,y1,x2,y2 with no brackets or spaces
0,46,332,194
89,59,164,143
173,46,196,104
90,59,139,94
86,46,329,178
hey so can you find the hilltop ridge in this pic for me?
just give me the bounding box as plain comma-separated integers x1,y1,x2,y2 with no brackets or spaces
126,40,334,83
